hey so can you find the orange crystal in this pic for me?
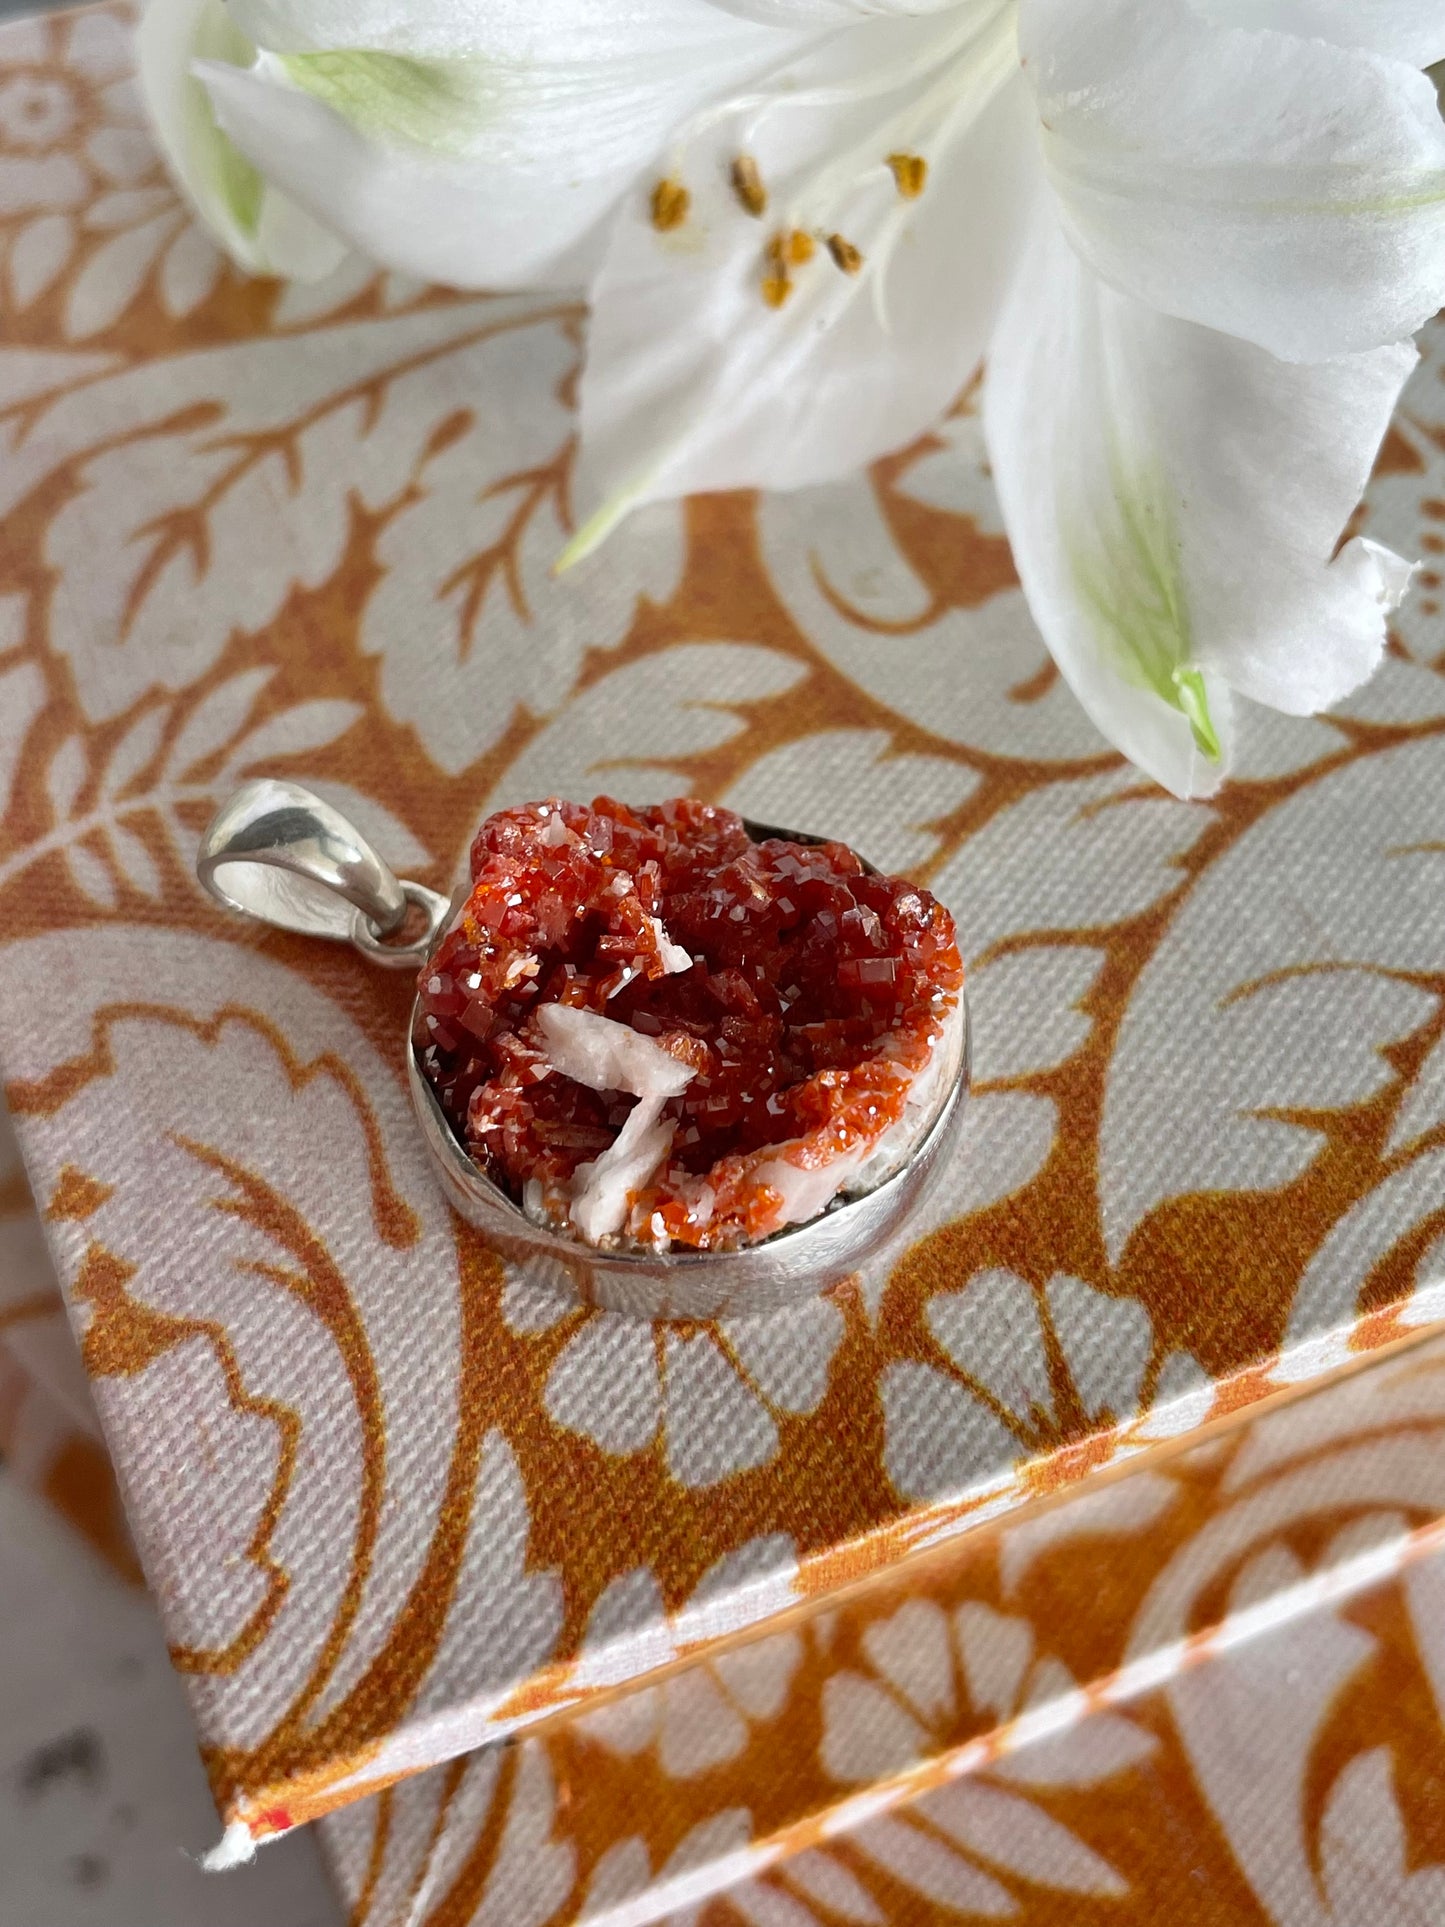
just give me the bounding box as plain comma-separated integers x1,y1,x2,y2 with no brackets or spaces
414,797,963,1251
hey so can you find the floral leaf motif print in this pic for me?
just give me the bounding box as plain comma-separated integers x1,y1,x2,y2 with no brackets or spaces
538,1293,845,1489
1098,736,1445,1268
0,7,225,339
775,1851,885,1925
758,467,1106,766
1167,1583,1380,1926
0,929,490,1779
575,1627,803,1780
219,698,363,775
725,732,980,878
45,731,86,823
1283,1146,1445,1365
854,943,1107,1332
930,767,1208,963
66,208,186,338
844,1815,1018,1916
324,1738,574,1927
99,705,166,799
1405,1555,1445,1732
496,645,809,812
362,316,684,777
31,299,566,721
106,821,163,899
815,1598,1144,1918
893,405,1007,534
163,667,275,779
964,945,1104,1089
881,1256,1198,1506
159,221,223,319
905,1779,1126,1895
0,639,45,821
311,1431,562,1741
594,1812,761,1927
1319,1750,1445,1922
0,346,122,517
1387,1032,1445,1161
10,211,75,307
63,836,118,908
0,676,374,915
97,1325,293,1663
42,732,125,907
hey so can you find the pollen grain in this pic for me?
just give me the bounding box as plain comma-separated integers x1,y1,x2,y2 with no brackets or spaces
769,228,813,269
650,177,690,232
827,233,863,274
887,152,928,199
731,154,768,218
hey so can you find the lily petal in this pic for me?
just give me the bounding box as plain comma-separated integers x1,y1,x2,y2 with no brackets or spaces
1196,1,1445,69
983,215,1416,798
226,0,791,61
196,10,797,290
1023,0,1445,362
575,9,1033,541
137,0,346,279
704,0,982,24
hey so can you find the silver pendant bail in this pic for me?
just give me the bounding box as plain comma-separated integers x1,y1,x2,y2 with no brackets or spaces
197,778,450,969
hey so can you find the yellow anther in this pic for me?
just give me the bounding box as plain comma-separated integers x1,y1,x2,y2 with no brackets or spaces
768,229,814,270
731,154,768,218
650,177,690,232
826,233,863,274
760,270,793,309
887,152,928,199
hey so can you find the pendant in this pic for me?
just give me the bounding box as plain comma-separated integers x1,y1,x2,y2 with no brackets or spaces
197,780,969,1319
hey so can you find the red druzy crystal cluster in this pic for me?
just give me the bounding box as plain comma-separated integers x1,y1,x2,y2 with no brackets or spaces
414,797,963,1252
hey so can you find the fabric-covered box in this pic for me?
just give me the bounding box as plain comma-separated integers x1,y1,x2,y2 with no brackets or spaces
313,1329,1445,1925
0,1099,137,1579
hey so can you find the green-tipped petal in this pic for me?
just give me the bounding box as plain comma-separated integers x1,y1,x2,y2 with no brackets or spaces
138,0,346,279
984,214,1416,799
277,49,496,155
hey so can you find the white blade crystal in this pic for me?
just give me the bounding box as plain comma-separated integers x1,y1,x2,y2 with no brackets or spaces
569,1100,678,1245
535,1002,694,1099
533,1004,694,1243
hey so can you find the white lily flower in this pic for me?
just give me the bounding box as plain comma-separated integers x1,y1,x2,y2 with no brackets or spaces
138,0,1445,797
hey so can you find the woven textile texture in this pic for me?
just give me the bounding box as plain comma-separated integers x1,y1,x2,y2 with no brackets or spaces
316,1329,1445,1927
1,1096,138,1578
0,0,1442,1842
10,1235,1445,1927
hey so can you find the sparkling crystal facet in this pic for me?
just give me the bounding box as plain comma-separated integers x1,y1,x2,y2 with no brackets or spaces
414,797,963,1251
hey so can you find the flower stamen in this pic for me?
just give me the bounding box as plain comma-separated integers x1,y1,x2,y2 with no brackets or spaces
731,154,768,218
826,234,863,274
887,152,928,199
761,229,813,308
650,177,690,232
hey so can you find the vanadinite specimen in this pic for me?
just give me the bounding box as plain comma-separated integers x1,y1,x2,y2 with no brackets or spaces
414,797,964,1253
